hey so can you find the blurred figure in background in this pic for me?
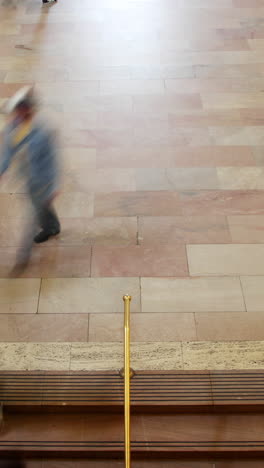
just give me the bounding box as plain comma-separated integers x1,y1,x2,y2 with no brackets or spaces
0,86,60,273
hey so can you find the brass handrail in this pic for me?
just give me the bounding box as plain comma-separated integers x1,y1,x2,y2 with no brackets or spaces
123,295,132,468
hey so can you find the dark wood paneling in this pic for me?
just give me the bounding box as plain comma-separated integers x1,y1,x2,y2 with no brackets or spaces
211,371,264,408
1,411,264,454
215,462,264,467
3,370,264,409
41,461,213,468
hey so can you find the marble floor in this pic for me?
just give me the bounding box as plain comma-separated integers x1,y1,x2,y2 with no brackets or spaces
1,0,264,360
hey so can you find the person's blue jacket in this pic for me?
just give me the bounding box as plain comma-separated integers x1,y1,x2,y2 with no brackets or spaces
0,119,59,204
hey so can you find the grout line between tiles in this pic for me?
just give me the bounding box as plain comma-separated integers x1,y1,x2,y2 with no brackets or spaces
36,278,42,314
185,243,190,276
239,276,248,312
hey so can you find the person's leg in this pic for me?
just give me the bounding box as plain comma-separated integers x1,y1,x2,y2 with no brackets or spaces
34,202,60,243
10,199,37,275
13,222,35,273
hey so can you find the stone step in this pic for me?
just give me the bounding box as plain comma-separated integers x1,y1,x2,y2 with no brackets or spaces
1,370,264,409
2,371,264,458
1,410,264,456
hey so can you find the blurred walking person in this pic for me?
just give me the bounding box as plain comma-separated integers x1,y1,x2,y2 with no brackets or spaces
0,87,60,273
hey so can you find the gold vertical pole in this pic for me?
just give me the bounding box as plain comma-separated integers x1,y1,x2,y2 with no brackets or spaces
123,294,131,468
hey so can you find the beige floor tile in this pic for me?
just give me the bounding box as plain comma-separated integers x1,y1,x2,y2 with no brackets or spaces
202,92,264,109
166,77,257,94
168,107,243,127
95,191,182,217
136,168,219,190
55,192,94,218
38,82,100,102
181,189,264,216
240,108,264,126
217,167,264,189
141,277,245,313
131,122,188,147
59,111,97,131
209,126,251,145
0,279,40,314
89,313,196,342
50,217,137,246
4,70,67,84
188,244,264,275
47,218,89,245
62,168,136,193
0,314,88,342
0,247,17,277
182,341,264,370
240,276,264,312
0,343,71,371
96,145,254,169
76,217,137,246
195,312,264,341
210,126,264,146
70,342,183,371
0,194,27,217
94,169,136,192
0,217,23,247
252,146,264,166
133,93,202,114
63,147,97,172
100,79,165,95
139,215,231,244
2,194,29,218
0,24,21,35
228,215,264,243
38,278,140,314
21,245,92,278
91,244,188,277
244,127,264,147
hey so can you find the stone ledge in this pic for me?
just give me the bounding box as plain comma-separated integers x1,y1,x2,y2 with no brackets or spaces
0,341,264,371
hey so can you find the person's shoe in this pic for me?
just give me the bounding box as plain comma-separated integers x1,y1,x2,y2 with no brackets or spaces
9,261,29,278
34,229,60,244
43,0,57,3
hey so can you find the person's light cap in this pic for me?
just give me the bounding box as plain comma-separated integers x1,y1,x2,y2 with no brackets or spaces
5,86,36,114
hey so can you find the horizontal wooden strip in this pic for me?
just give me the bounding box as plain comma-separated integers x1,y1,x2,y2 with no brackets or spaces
1,371,264,407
